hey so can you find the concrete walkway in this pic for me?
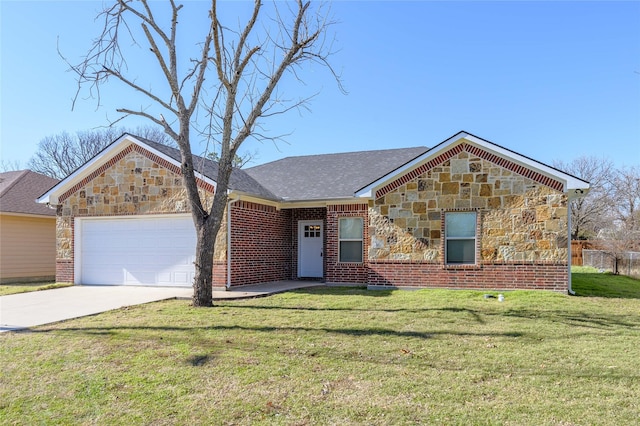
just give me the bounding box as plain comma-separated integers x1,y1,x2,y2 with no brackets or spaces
0,281,323,333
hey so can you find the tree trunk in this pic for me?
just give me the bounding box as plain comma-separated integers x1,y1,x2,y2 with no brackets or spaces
192,218,215,307
191,159,232,307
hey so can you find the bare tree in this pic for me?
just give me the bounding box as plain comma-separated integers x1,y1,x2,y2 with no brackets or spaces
609,166,640,243
0,160,23,172
68,0,341,306
28,126,173,179
553,156,614,239
207,150,258,169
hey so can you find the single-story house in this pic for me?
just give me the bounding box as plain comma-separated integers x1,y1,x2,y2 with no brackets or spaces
38,131,589,292
1,170,59,283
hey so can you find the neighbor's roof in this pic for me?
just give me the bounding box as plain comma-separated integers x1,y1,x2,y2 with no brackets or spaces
244,147,429,201
0,170,59,216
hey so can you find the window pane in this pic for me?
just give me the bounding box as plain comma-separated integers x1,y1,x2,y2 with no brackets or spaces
445,212,476,237
339,218,363,240
340,241,363,262
447,240,475,264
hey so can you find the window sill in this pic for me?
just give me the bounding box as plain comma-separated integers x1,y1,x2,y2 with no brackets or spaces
443,263,481,270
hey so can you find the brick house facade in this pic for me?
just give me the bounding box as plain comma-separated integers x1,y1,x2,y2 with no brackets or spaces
39,132,589,292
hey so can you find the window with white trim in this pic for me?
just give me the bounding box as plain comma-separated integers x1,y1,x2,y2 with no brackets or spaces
445,211,477,264
339,217,363,263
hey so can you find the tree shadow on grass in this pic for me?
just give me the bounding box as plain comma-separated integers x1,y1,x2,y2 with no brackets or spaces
492,308,640,330
25,323,523,341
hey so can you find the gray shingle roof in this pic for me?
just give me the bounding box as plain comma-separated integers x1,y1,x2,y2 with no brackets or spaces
244,147,429,200
0,170,59,216
139,137,278,200
136,135,428,201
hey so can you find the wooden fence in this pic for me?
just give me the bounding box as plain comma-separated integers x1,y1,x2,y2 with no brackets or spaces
571,241,595,266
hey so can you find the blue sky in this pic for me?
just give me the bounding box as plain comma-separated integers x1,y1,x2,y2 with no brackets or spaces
1,1,639,171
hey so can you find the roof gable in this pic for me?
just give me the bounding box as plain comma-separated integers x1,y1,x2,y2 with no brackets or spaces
38,131,589,207
356,131,590,199
38,134,276,204
0,170,59,216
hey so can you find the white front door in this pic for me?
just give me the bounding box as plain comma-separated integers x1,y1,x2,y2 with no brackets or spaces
298,220,323,278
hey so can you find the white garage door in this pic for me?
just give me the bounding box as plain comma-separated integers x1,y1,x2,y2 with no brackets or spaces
78,215,196,287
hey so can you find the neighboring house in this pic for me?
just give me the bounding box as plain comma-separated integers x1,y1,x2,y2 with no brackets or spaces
0,170,59,283
38,131,589,292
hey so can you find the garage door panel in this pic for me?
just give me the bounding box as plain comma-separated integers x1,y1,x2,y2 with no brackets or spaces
173,272,191,285
79,216,196,287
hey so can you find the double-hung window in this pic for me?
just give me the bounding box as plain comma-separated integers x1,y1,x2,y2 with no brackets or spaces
339,217,363,263
445,211,477,264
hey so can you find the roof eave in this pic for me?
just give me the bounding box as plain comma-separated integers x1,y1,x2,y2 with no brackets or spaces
228,190,369,209
37,134,217,205
0,211,57,219
355,131,591,199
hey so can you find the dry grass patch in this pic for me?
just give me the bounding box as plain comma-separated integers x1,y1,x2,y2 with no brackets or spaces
0,282,72,296
1,286,639,425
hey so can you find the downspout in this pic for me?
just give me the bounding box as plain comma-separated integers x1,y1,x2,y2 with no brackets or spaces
567,197,575,295
226,195,240,290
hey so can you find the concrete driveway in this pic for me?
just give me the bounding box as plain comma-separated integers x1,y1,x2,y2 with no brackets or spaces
0,281,323,333
0,286,191,333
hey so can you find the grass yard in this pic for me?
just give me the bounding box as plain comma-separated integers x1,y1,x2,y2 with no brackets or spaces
1,273,639,425
0,282,71,296
572,266,640,298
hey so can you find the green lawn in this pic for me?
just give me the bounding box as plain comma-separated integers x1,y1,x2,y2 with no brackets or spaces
572,266,640,298
0,282,71,296
2,273,639,425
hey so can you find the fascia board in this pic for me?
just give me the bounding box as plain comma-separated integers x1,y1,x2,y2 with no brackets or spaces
37,134,217,204
355,131,590,198
0,211,57,219
37,135,133,205
227,190,281,209
126,135,217,193
461,133,590,192
355,132,468,198
228,190,367,210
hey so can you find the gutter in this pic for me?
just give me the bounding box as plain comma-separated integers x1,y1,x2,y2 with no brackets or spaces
226,194,240,290
567,201,575,295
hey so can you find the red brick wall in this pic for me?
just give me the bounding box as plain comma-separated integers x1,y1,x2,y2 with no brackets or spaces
56,259,74,283
325,204,369,284
212,261,227,288
229,201,292,286
368,261,568,292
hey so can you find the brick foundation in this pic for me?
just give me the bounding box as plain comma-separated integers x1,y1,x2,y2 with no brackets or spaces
212,261,227,288
56,259,74,283
368,261,568,292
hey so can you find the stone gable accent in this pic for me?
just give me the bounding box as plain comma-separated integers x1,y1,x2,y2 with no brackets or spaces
56,146,226,264
369,150,568,264
375,143,564,199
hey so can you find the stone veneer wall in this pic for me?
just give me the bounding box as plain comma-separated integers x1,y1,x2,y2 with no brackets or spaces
368,149,569,291
55,145,227,283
